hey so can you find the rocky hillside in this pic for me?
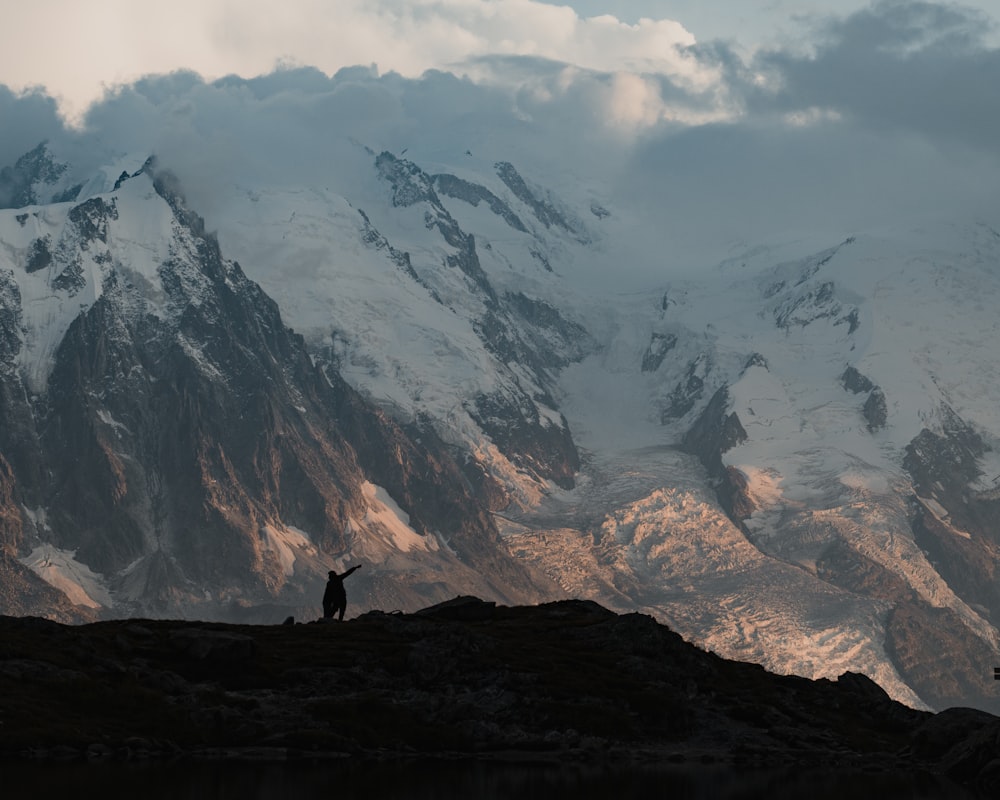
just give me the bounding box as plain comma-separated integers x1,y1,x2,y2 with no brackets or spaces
2,599,999,794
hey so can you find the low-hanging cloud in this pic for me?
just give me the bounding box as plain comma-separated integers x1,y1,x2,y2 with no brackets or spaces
614,0,1000,259
752,0,1000,155
0,1,998,271
0,0,708,122
0,87,65,169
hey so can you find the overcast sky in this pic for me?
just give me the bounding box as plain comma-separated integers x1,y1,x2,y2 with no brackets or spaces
2,1,999,264
0,1,995,121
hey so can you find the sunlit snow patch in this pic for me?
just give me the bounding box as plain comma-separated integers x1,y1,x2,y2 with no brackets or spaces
737,464,784,506
20,545,112,608
261,524,317,576
356,481,436,553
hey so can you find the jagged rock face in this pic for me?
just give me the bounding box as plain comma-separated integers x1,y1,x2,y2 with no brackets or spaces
369,150,588,492
0,142,69,209
886,600,1000,713
662,356,708,420
0,160,549,618
755,240,864,344
0,270,21,363
841,366,887,431
842,365,875,394
899,403,1000,628
641,332,677,373
3,428,87,623
501,291,591,369
433,173,528,233
0,455,23,554
682,385,736,452
816,538,916,602
680,386,752,526
14,179,378,607
909,501,1000,620
774,280,852,330
39,255,362,596
494,161,589,242
681,386,748,467
818,533,1000,713
0,276,43,506
863,388,888,432
375,151,439,209
376,151,496,300
904,405,985,505
356,209,422,284
472,391,580,490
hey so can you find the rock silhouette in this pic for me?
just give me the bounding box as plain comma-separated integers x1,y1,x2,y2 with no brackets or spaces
1,599,998,793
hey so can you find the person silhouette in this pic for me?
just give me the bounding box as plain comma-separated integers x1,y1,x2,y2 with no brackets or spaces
323,564,362,621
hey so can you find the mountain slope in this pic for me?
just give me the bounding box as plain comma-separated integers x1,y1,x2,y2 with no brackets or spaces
0,151,555,620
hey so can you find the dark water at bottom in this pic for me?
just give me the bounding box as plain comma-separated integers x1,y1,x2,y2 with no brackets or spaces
1,759,982,799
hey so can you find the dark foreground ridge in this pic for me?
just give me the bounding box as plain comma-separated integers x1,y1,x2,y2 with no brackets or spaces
2,598,999,790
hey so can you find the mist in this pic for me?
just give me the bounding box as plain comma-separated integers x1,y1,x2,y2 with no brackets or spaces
1,0,998,276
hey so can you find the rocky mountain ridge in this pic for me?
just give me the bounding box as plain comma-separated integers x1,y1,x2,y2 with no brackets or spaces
2,599,999,794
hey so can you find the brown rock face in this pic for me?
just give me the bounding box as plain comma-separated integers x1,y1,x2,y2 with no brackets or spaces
0,168,545,618
681,386,751,526
885,600,1000,714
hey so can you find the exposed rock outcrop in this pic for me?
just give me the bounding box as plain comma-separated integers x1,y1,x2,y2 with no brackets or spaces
2,599,996,791
681,387,752,526
885,599,1000,714
842,365,875,394
433,173,528,233
0,163,547,617
641,332,677,373
864,387,888,431
494,162,588,242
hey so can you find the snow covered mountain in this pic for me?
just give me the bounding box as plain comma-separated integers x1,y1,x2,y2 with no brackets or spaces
0,144,563,622
2,137,999,714
511,226,1000,714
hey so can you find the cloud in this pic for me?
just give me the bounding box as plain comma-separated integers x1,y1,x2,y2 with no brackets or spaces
1,1,998,272
752,0,1000,154
603,0,1000,259
0,0,708,122
622,118,999,263
0,86,65,168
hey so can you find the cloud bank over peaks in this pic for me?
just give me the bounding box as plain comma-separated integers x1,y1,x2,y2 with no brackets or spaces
753,0,1000,154
1,1,998,275
0,0,710,124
